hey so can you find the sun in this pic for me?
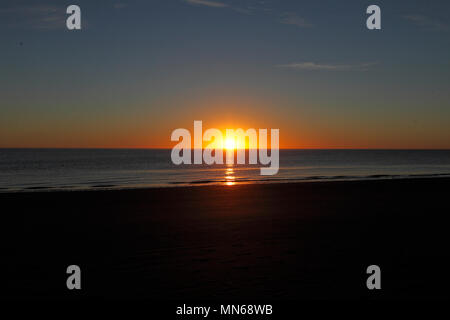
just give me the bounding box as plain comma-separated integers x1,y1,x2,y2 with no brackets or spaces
224,137,236,150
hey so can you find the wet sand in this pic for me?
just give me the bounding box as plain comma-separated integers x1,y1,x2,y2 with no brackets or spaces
1,178,450,300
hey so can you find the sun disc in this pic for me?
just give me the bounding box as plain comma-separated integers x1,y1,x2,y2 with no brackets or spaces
224,138,236,150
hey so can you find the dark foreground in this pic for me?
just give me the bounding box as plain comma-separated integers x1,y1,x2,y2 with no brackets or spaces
1,178,450,300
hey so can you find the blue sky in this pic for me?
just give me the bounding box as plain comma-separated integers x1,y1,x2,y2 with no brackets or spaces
1,0,449,148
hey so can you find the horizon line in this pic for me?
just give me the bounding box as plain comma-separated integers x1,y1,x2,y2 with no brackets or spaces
1,147,450,151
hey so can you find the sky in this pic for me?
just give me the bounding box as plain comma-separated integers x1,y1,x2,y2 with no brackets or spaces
0,0,449,149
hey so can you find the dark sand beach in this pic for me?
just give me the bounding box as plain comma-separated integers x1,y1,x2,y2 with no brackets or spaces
1,178,450,300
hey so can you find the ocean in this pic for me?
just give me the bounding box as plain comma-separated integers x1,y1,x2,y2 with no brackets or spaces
1,149,450,192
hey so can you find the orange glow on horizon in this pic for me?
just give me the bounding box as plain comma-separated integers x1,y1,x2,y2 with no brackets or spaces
201,127,272,150
4,119,450,150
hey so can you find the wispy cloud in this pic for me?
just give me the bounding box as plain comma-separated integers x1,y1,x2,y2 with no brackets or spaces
403,14,449,32
183,0,311,28
0,5,66,30
278,62,376,71
279,12,312,28
113,3,128,9
229,1,274,15
184,0,228,8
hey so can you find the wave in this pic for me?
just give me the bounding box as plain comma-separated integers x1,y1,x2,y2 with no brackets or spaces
2,172,450,193
176,172,450,186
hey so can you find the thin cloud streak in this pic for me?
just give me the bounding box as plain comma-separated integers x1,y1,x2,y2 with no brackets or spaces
279,12,313,28
184,0,228,8
0,5,65,29
403,14,449,32
278,62,376,71
183,0,311,28
113,3,128,9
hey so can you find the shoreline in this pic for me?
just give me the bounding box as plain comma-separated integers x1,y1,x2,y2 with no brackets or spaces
2,173,450,194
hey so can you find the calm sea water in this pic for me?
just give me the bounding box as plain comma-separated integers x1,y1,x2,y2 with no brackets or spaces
1,149,450,192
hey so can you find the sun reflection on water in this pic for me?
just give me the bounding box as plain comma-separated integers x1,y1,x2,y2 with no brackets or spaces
224,166,236,186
